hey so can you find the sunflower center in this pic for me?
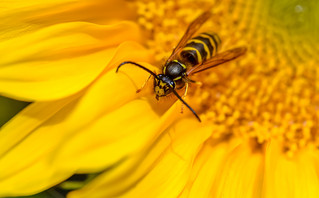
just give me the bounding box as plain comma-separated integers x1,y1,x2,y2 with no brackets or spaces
134,0,319,156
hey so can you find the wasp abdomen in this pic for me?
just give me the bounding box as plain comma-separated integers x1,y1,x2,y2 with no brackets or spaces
180,32,221,66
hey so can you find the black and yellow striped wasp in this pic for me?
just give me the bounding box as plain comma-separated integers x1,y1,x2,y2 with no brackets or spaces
117,11,247,122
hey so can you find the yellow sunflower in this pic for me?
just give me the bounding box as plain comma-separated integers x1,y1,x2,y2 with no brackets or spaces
1,0,319,198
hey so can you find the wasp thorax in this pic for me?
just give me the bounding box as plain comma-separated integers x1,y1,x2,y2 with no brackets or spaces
165,61,186,79
154,74,175,99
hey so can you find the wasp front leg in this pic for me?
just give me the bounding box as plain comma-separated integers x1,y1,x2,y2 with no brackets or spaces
136,74,152,93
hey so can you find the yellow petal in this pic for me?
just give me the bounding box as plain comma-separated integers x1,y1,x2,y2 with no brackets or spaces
0,96,78,157
66,102,188,198
180,137,263,198
263,140,319,198
180,137,241,198
209,140,264,198
0,41,149,157
54,99,162,170
54,97,207,172
0,0,136,41
0,97,81,196
0,154,75,196
119,119,211,198
66,124,171,198
0,42,153,196
0,21,142,101
69,119,211,198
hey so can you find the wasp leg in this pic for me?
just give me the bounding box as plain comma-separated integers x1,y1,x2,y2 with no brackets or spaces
179,78,202,114
182,82,189,98
187,78,202,86
180,82,189,114
136,74,152,93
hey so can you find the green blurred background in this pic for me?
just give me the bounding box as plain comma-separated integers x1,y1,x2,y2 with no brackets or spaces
0,96,29,128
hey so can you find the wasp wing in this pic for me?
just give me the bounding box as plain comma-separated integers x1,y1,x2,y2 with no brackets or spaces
165,11,212,65
186,47,247,75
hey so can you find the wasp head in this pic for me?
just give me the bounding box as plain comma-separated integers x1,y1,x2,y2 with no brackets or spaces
154,74,175,100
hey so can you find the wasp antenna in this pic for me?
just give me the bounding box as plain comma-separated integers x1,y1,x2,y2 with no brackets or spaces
116,61,159,79
171,89,201,122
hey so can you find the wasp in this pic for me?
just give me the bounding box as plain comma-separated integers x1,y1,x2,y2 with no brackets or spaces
116,11,247,122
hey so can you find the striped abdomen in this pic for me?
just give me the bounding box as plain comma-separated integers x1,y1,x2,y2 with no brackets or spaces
180,32,221,66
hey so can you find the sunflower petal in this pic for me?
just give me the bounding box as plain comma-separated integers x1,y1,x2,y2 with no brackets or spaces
181,138,241,198
119,119,211,198
67,119,211,198
0,20,142,101
0,154,75,196
0,0,136,41
263,140,319,198
65,102,182,198
209,140,264,198
0,42,152,196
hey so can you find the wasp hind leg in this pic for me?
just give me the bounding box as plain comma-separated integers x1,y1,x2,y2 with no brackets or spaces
187,78,202,86
136,74,152,93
